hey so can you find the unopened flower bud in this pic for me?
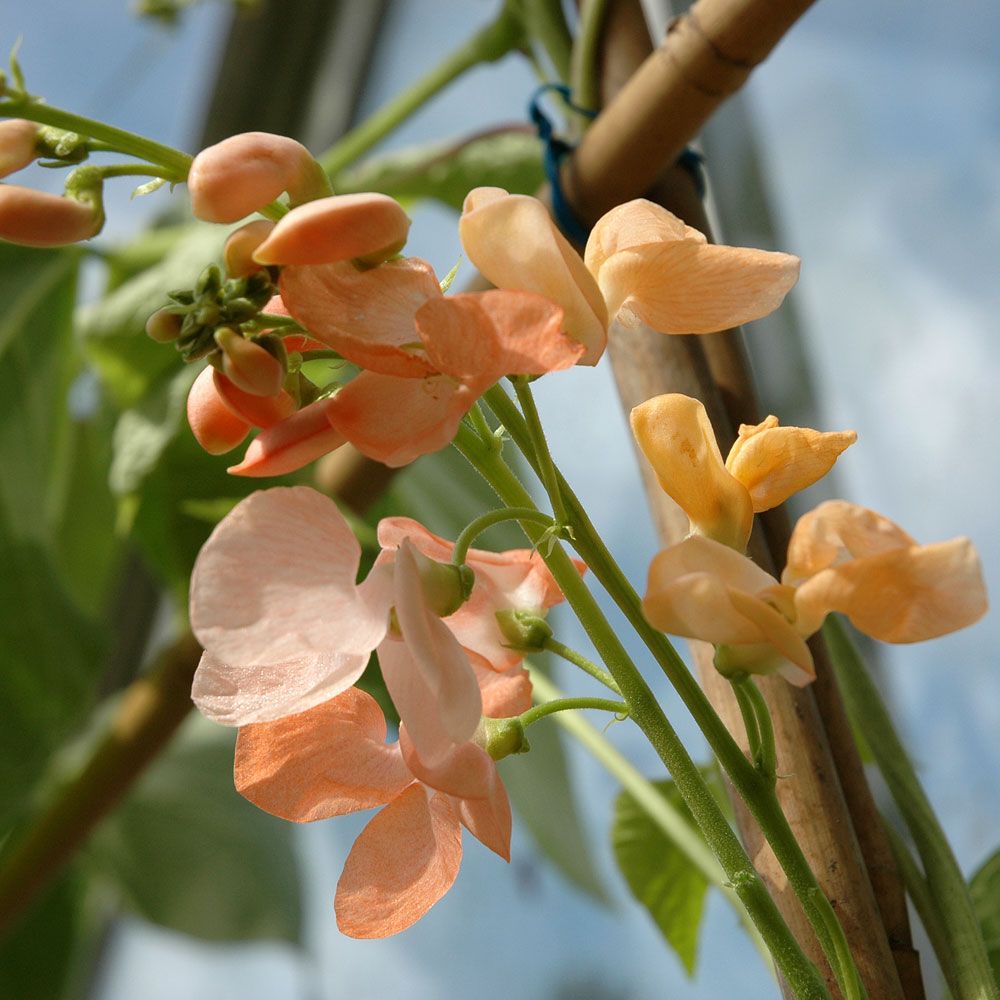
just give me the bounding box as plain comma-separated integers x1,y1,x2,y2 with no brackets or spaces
252,193,410,266
214,327,285,397
187,366,250,455
188,132,332,223
713,643,786,681
477,715,529,760
496,609,553,652
223,219,276,277
195,264,223,298
212,369,296,427
145,307,184,343
0,119,39,178
0,184,103,247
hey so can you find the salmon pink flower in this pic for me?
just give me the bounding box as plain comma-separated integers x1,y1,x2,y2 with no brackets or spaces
186,366,250,455
223,219,276,277
584,199,800,335
459,186,609,365
0,119,39,178
630,393,856,551
642,502,988,685
0,185,103,247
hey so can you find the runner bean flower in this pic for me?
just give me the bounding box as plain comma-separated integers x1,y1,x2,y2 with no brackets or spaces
642,501,987,685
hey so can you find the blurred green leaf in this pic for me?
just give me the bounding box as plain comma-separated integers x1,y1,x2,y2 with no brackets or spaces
336,128,544,211
612,778,710,975
87,718,302,944
969,848,1000,986
77,222,219,407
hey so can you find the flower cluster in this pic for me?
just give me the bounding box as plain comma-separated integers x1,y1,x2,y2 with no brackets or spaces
140,131,799,476
632,394,988,683
189,485,574,937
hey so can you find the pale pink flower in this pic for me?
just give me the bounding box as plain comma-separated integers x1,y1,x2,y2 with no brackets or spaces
0,119,39,178
0,185,102,247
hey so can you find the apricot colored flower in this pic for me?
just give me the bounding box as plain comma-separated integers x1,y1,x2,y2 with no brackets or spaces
459,187,609,365
642,502,988,684
630,393,856,550
188,132,331,222
376,516,577,673
584,199,800,334
0,119,39,178
0,185,102,247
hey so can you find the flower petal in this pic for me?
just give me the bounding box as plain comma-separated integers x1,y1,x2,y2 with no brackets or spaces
398,725,495,799
725,418,856,513
187,366,250,455
794,538,988,642
212,370,296,428
597,240,799,334
454,767,512,861
190,486,389,665
416,290,584,380
279,258,440,377
227,397,346,478
234,688,412,820
475,661,533,718
783,500,915,586
630,394,753,550
192,649,370,726
336,785,462,938
326,371,476,467
459,188,608,364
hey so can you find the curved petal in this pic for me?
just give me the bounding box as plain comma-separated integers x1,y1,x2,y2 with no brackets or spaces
399,726,495,799
227,397,347,478
390,541,483,759
455,767,512,861
726,589,815,684
213,370,296,428
192,649,370,726
0,119,39,178
584,199,703,275
336,785,462,938
597,240,799,334
475,661,532,718
190,486,389,665
726,418,856,513
0,185,102,247
416,290,583,380
783,501,916,586
279,258,439,377
794,538,988,642
187,366,251,455
253,193,410,266
234,688,412,820
327,371,476,468
630,394,753,550
459,188,608,364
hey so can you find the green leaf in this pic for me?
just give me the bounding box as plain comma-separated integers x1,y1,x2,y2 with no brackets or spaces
77,222,221,407
612,778,710,975
336,129,544,211
499,718,610,904
969,849,1000,986
86,718,303,944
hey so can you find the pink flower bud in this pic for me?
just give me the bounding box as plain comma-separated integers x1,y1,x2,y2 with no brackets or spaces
252,193,410,266
214,327,285,396
188,132,331,223
187,366,251,455
0,120,39,178
212,369,296,427
223,219,276,277
145,307,183,343
0,185,102,247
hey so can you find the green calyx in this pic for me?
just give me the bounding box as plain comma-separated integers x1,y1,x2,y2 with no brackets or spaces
496,609,553,652
478,716,529,760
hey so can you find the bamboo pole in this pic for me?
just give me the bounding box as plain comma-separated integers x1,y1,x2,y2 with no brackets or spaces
567,1,919,996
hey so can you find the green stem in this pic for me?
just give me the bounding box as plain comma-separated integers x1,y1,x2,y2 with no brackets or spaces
0,99,192,175
86,163,178,182
732,677,763,761
733,675,778,785
520,695,627,728
451,506,553,566
318,5,524,177
453,423,829,999
570,0,612,112
824,616,998,1000
542,635,620,694
883,822,959,997
467,400,502,452
481,383,863,997
528,667,773,970
509,376,569,526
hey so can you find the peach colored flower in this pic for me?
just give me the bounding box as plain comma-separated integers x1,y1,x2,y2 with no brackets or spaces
223,219,276,277
630,393,856,551
188,132,331,223
252,193,411,267
584,199,800,334
376,516,577,673
186,366,250,455
642,502,988,684
0,185,102,247
233,657,529,937
213,327,285,396
459,186,609,365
